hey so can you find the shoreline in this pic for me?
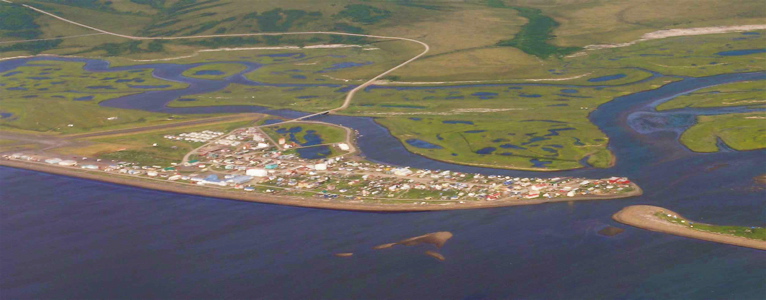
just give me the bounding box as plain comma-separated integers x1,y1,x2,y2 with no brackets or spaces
1,160,643,212
612,205,765,250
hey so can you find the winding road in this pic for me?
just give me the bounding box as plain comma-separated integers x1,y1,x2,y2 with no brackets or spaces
6,0,430,115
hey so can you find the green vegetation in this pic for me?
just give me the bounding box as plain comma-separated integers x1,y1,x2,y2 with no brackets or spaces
336,4,390,25
0,4,41,39
166,58,676,170
37,0,118,12
129,0,165,10
99,149,180,166
245,8,322,32
680,112,766,152
90,119,253,166
5,0,763,82
658,81,766,111
487,0,505,9
261,122,347,146
181,63,249,80
2,0,765,171
375,116,610,170
168,83,345,111
244,41,419,83
0,3,63,53
0,40,62,54
73,40,168,56
0,60,190,133
351,75,679,170
496,6,581,58
656,212,766,241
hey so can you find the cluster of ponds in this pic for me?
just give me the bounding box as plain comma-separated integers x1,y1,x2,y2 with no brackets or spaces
273,126,324,146
2,56,764,165
403,118,583,164
2,54,766,299
269,125,333,159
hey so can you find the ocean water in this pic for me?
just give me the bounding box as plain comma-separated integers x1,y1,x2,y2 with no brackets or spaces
2,57,766,299
2,164,765,299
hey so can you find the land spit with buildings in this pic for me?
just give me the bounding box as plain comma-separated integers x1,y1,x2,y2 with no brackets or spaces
1,123,642,211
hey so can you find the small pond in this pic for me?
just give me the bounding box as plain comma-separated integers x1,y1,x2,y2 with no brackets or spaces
406,139,442,149
587,74,627,82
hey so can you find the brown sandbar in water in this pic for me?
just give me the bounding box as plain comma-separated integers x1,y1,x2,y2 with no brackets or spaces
424,251,446,261
374,231,453,249
373,231,453,261
598,226,625,236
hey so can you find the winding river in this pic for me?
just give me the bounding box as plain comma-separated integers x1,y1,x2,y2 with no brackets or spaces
1,57,765,299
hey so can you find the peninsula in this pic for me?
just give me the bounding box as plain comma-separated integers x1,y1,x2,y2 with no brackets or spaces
0,119,642,211
613,205,766,250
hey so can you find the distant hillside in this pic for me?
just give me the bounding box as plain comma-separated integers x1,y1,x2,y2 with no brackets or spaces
1,0,765,79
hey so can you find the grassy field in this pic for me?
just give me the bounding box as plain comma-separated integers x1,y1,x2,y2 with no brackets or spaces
242,42,417,83
261,122,347,146
529,0,766,47
375,115,610,170
168,83,347,111
2,0,765,171
394,29,766,81
0,59,195,134
679,112,766,152
181,63,249,80
3,0,763,81
656,212,766,241
3,48,684,170
354,76,679,170
495,5,581,58
657,81,766,111
68,119,257,166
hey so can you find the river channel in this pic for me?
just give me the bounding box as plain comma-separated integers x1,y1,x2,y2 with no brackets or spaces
1,57,765,299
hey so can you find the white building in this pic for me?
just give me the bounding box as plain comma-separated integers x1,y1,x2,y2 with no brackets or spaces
58,160,77,166
45,158,62,164
246,168,268,177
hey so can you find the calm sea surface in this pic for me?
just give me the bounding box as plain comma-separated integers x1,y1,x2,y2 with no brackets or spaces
2,165,765,299
1,58,765,299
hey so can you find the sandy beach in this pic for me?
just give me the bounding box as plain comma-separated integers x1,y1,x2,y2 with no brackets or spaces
613,205,765,250
1,160,643,212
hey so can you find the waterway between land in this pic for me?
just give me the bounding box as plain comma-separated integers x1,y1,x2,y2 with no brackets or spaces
1,57,765,299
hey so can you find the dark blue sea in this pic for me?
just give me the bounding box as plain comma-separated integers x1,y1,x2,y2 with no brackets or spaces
2,57,766,299
2,163,765,299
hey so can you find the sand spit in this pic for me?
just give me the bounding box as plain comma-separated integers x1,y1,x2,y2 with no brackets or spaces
397,232,454,248
0,160,643,212
374,232,454,250
372,231,454,261
372,243,398,250
613,205,766,250
754,174,766,185
424,251,446,261
585,25,766,50
598,226,625,237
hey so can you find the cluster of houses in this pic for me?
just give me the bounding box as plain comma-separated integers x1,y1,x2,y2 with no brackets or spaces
3,124,636,204
164,130,224,143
